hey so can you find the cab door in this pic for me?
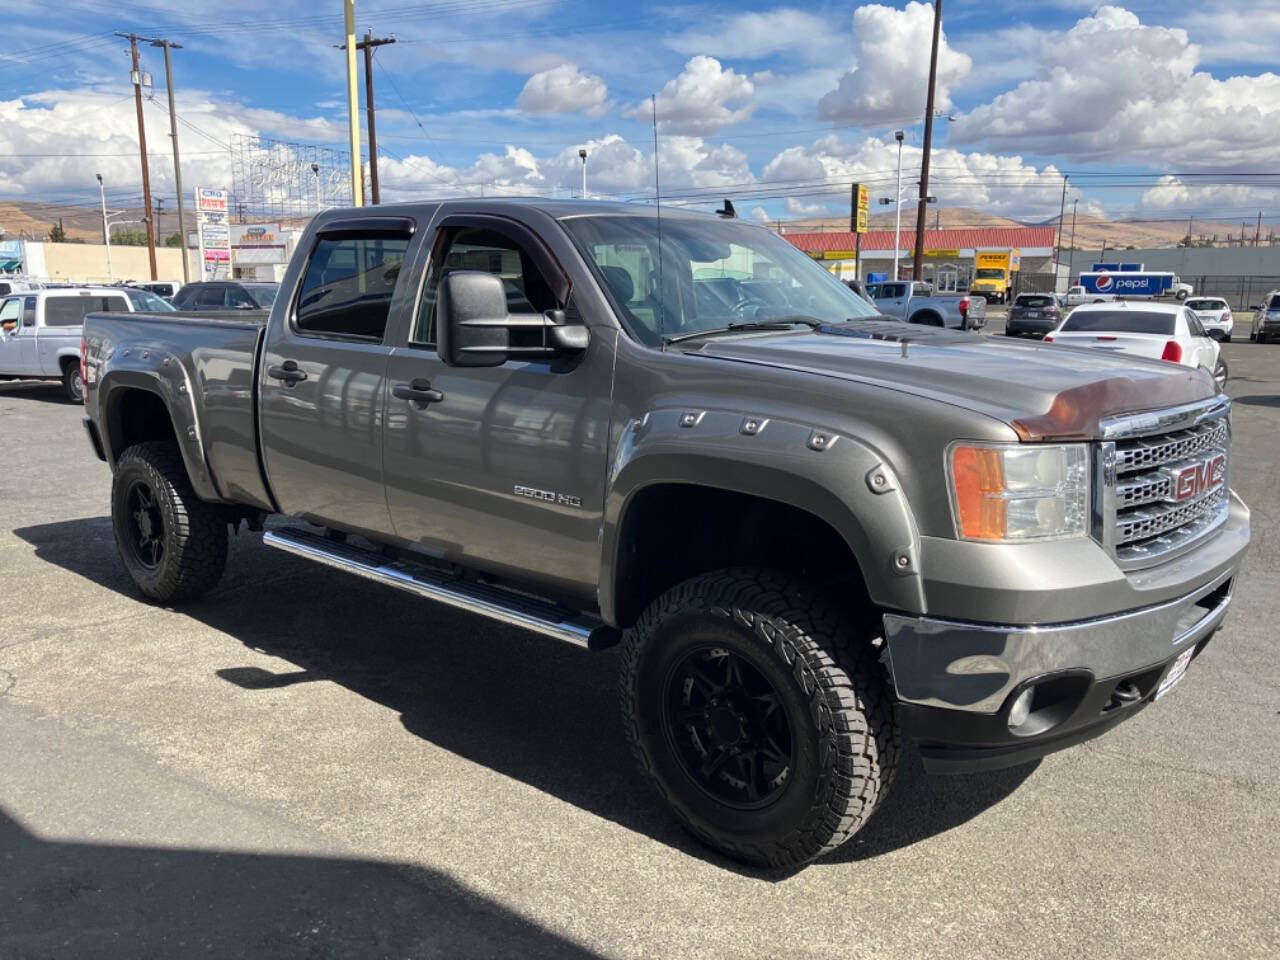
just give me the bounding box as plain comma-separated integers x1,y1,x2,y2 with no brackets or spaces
0,298,20,373
257,216,420,539
381,214,614,599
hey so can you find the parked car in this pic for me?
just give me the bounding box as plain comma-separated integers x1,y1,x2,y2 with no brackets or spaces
1044,301,1227,388
0,287,132,400
136,280,182,300
1005,292,1064,338
1248,291,1280,343
1064,285,1117,308
172,281,279,311
1184,297,1233,342
865,280,985,329
82,199,1248,870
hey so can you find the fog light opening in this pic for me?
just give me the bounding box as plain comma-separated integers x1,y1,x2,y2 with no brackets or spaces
1007,687,1035,729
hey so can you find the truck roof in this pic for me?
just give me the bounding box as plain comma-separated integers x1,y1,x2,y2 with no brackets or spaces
313,197,727,225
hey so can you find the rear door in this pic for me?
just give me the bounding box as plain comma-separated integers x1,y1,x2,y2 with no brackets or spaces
258,216,418,539
381,212,614,597
1183,310,1217,371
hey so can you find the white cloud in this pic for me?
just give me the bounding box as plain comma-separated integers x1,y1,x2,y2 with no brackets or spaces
628,56,755,135
818,2,972,125
1140,175,1279,213
667,8,845,61
516,63,608,116
950,5,1280,168
762,134,1078,219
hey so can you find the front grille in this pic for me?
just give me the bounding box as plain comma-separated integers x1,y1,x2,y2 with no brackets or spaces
1102,404,1231,568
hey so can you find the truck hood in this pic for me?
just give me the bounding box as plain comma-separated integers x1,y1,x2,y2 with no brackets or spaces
681,321,1217,441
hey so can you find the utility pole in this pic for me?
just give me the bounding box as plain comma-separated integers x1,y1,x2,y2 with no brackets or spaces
911,0,943,282
343,2,364,206
118,32,158,280
1068,198,1078,264
1255,210,1262,247
345,32,395,204
142,37,189,285
1054,174,1067,270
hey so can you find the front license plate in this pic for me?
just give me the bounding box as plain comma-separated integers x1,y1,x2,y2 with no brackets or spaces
1155,646,1196,700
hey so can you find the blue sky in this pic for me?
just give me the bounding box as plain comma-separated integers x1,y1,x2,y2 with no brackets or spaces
1,1,1278,226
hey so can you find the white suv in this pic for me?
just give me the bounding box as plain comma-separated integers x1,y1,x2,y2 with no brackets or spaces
1044,300,1227,389
1184,297,1233,342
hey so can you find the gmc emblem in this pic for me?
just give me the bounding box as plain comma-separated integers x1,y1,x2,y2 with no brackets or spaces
1166,454,1226,502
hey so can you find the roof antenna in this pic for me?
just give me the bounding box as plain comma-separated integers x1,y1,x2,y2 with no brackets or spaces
652,92,667,348
716,198,736,219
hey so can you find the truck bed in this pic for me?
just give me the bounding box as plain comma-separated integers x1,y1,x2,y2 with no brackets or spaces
83,310,273,510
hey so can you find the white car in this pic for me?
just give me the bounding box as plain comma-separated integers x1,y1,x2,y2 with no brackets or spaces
1044,301,1227,389
0,286,172,401
1184,297,1233,342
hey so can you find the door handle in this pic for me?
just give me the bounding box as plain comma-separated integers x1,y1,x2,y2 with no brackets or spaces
267,360,308,384
393,379,444,405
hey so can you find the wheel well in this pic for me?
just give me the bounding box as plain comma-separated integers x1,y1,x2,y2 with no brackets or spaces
612,484,872,628
105,388,180,462
910,311,943,326
58,355,78,374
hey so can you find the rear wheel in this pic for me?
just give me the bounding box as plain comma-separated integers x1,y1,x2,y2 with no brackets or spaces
111,441,228,603
620,568,899,868
62,361,83,403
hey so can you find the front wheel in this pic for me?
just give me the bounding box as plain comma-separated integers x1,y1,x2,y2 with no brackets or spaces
620,569,899,868
1212,357,1229,389
111,441,228,603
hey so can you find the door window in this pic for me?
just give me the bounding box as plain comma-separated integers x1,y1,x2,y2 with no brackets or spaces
294,235,408,340
44,296,127,326
225,286,256,308
22,296,37,326
1185,311,1206,338
0,298,18,329
412,227,557,346
195,286,225,307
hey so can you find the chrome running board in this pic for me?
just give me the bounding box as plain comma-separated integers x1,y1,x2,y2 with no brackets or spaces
264,526,608,649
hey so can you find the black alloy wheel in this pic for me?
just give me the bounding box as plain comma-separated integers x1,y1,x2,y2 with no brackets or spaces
124,479,165,570
662,645,794,811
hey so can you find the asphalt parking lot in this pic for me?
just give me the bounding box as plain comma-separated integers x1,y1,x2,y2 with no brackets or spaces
2,340,1278,959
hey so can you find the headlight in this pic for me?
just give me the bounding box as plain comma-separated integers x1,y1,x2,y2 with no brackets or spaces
947,442,1090,542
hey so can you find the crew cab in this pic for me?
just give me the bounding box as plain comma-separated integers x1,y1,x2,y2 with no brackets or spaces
81,199,1249,870
0,286,170,401
865,280,984,329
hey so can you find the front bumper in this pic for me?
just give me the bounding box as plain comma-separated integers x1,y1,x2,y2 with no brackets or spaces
883,515,1247,773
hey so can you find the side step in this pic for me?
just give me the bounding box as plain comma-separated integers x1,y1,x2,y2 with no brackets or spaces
263,526,612,650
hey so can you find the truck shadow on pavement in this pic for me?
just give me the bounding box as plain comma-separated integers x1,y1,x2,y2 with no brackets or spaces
14,517,1037,877
0,381,73,404
0,808,605,959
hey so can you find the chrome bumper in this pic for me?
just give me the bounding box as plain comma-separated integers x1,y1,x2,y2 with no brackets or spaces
882,569,1237,714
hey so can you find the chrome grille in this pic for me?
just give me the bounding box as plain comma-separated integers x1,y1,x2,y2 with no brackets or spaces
1099,398,1232,569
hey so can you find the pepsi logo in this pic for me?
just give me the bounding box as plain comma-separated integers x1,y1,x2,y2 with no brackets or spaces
1096,273,1114,291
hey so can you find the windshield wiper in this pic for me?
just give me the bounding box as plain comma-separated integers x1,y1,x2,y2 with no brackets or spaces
664,316,823,345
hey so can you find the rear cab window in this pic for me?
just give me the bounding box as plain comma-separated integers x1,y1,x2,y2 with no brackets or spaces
1185,299,1225,311
1269,294,1280,310
294,234,409,340
1060,311,1176,335
44,295,128,326
1015,295,1054,308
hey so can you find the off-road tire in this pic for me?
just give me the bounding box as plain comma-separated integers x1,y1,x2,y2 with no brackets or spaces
111,441,228,603
62,360,84,403
620,568,899,868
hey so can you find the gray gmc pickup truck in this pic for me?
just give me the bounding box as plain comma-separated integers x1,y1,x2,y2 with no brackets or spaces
81,200,1249,869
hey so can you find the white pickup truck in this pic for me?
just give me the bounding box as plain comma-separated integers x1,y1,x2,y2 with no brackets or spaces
0,286,173,401
1064,285,1118,308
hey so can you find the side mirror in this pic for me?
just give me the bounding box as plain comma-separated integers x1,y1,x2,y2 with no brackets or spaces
437,270,588,368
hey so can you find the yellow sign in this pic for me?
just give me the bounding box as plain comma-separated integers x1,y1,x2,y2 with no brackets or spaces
851,182,870,234
822,249,858,260
976,251,1011,268
910,248,960,258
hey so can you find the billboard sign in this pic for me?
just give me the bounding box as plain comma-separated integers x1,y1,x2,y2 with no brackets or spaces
195,186,228,215
1079,272,1171,297
850,182,870,234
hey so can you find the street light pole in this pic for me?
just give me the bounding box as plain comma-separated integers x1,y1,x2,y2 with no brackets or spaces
579,148,588,199
96,174,113,282
151,39,189,285
1068,199,1078,286
893,129,904,280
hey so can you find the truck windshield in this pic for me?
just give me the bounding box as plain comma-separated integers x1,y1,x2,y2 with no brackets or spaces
974,268,1004,279
1060,311,1175,335
561,214,879,345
